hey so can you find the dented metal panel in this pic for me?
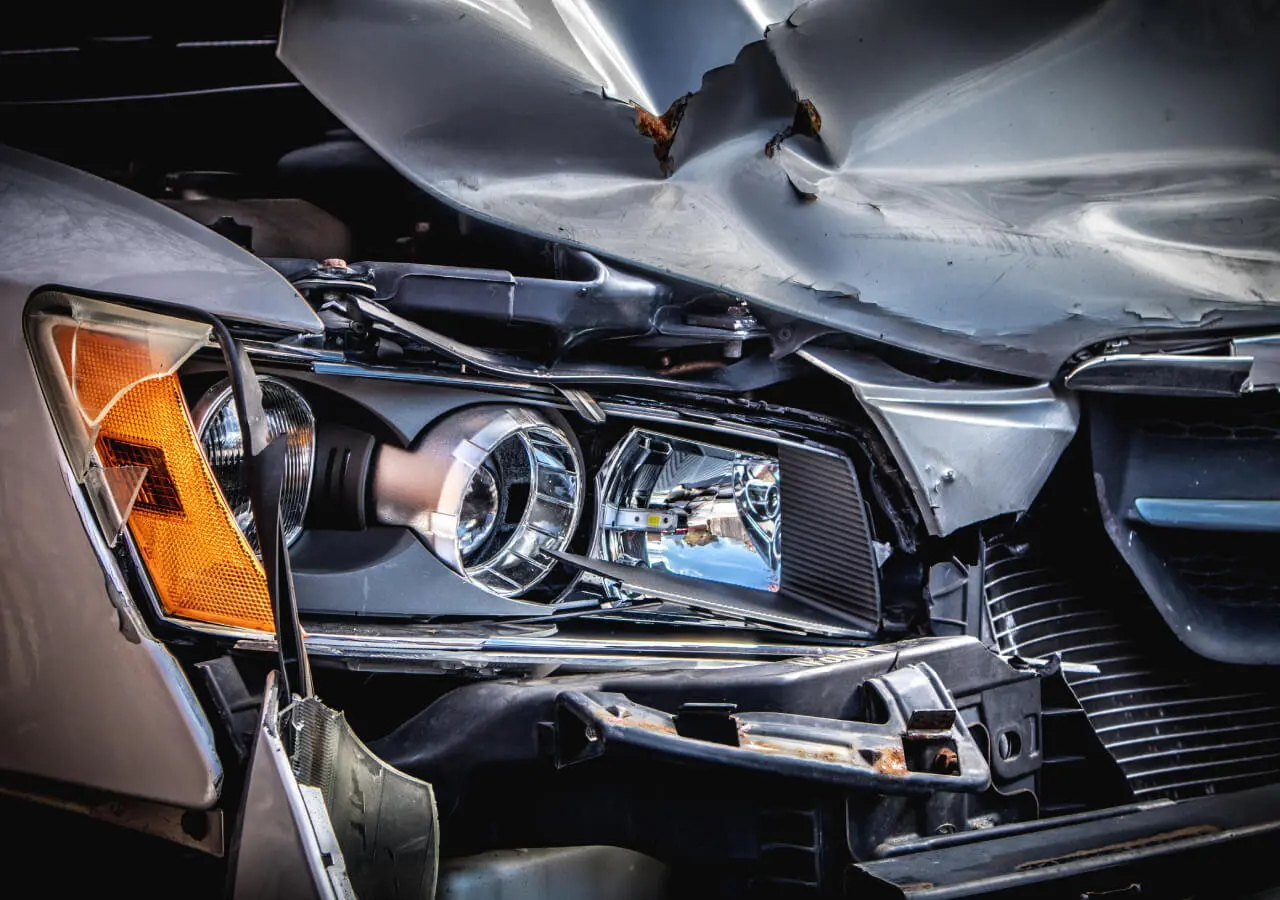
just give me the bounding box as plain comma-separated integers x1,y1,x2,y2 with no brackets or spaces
803,346,1079,535
281,0,1280,380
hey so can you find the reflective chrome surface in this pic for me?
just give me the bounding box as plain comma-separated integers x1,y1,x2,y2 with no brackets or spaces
803,347,1079,537
194,377,317,549
1064,353,1253,397
597,429,782,593
374,405,584,596
235,627,844,675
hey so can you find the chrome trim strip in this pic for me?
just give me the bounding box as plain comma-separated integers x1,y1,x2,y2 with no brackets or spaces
234,630,843,673
1064,353,1252,397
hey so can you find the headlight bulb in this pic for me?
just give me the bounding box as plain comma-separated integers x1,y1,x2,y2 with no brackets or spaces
595,429,782,593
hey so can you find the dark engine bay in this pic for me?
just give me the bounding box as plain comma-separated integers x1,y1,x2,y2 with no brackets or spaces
6,8,1280,898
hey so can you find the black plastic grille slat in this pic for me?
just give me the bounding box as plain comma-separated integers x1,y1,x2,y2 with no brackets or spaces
1148,530,1280,609
985,543,1280,801
777,446,879,631
1139,405,1280,441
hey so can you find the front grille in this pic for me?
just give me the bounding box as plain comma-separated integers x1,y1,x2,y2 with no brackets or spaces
1148,530,1280,609
1092,393,1280,663
1137,395,1280,440
985,543,1280,801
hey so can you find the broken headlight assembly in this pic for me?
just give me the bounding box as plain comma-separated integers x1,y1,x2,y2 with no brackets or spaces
25,291,884,638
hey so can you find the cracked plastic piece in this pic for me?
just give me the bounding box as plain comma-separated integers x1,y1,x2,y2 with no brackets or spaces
554,663,990,794
289,696,439,900
82,464,149,546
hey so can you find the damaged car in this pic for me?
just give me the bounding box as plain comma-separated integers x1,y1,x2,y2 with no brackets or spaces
1,0,1279,897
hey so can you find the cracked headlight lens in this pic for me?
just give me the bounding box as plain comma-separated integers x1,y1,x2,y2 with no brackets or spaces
595,429,781,593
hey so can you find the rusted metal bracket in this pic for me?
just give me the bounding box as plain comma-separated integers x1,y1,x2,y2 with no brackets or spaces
554,663,990,794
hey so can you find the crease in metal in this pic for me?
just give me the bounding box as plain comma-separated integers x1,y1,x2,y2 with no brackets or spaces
802,346,1078,536
279,0,1280,381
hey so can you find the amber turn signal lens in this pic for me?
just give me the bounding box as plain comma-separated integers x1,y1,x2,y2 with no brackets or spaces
28,293,277,632
96,371,275,631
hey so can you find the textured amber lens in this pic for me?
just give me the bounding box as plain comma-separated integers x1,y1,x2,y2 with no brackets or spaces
95,371,274,631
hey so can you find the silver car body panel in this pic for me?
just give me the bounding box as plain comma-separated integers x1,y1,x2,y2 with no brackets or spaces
803,346,1079,536
0,147,323,807
280,0,1280,381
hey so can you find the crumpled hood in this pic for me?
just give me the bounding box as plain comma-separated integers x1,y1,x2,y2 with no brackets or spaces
280,0,1280,379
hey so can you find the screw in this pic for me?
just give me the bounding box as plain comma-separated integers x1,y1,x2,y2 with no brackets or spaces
941,468,957,483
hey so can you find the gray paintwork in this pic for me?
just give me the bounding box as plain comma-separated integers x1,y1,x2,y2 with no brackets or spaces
0,147,322,808
803,346,1079,536
280,0,1280,380
0,147,322,333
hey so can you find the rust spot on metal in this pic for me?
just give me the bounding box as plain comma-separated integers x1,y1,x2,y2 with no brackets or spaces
933,746,959,775
789,745,844,764
797,99,822,135
738,736,846,764
620,716,678,736
738,737,782,754
634,94,690,178
872,746,909,776
657,359,727,377
1015,825,1219,871
765,98,823,158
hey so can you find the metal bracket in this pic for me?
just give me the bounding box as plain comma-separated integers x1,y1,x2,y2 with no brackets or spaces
554,663,990,794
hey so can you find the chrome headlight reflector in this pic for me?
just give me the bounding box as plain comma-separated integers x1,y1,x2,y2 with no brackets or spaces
596,429,782,593
194,376,316,550
374,406,583,597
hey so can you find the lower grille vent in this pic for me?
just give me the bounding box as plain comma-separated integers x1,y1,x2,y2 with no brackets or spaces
985,543,1280,801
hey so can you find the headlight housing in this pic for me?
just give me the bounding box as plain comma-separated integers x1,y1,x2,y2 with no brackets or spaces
25,293,879,634
595,429,782,593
